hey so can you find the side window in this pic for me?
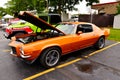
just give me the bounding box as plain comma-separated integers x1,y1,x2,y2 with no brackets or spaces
80,24,93,33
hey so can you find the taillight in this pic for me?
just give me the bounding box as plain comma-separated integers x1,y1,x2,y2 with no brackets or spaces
24,26,33,34
5,28,12,34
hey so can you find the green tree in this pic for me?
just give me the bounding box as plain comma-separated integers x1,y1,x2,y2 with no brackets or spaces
5,0,28,14
49,0,99,14
5,0,99,15
5,0,46,14
116,4,120,14
0,7,7,17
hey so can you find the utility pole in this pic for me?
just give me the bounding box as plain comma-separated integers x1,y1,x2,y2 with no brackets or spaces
90,8,93,23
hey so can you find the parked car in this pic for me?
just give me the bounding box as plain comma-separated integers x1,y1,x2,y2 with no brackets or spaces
4,13,61,39
0,20,9,30
38,13,61,26
5,20,40,39
9,12,110,68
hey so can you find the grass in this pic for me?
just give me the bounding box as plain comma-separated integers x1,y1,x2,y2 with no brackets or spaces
107,28,120,41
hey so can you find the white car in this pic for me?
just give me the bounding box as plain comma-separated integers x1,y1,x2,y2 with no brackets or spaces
0,21,9,31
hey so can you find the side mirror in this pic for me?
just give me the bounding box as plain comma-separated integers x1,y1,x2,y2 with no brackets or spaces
77,31,82,35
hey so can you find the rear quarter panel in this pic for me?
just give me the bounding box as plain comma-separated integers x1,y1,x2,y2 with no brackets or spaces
92,24,106,37
102,28,110,38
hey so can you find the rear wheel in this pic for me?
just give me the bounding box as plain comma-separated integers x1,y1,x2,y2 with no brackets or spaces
94,37,105,49
39,47,61,68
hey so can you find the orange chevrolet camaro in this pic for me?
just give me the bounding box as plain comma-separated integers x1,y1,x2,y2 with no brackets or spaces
9,12,110,68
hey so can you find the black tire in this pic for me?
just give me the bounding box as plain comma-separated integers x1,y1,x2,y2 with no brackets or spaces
94,37,105,49
39,47,61,68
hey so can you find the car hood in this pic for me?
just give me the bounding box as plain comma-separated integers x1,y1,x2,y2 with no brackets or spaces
17,12,65,34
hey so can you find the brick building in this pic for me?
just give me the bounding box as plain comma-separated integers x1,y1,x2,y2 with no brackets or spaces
91,1,120,14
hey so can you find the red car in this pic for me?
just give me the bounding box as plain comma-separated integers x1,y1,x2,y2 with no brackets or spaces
5,13,61,39
4,20,36,39
9,12,110,68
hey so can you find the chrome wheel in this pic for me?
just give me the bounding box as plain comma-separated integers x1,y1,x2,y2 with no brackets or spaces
94,37,105,49
45,50,60,66
98,37,105,49
40,47,61,68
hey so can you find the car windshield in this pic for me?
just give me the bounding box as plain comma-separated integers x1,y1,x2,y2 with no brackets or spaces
56,23,75,34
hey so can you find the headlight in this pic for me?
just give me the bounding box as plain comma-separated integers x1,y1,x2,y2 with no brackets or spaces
20,47,25,55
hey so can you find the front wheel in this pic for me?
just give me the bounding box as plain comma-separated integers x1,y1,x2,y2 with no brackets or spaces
39,47,61,68
94,37,105,49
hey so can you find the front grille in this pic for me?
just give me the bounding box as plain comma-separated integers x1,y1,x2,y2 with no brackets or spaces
11,47,16,54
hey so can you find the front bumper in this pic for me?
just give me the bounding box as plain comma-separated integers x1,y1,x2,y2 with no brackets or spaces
20,53,31,58
9,41,37,64
10,48,34,64
10,49,17,57
10,46,31,59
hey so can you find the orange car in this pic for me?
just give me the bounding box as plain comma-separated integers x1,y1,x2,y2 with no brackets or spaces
9,12,110,68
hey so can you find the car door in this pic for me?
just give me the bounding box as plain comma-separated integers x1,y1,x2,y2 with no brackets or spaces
71,24,98,50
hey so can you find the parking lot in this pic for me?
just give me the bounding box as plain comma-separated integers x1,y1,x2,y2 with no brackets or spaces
0,29,120,80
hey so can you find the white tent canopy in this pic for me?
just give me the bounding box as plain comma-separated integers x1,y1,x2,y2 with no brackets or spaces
2,14,14,19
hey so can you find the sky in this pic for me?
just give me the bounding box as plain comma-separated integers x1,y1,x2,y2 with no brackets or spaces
0,0,117,14
72,0,116,14
0,0,117,7
0,0,8,8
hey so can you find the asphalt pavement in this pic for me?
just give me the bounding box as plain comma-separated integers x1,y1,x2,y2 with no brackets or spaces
0,29,120,80
0,29,6,40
